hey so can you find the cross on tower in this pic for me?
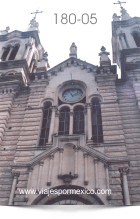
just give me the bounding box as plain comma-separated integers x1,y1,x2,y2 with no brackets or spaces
114,1,126,8
31,9,43,19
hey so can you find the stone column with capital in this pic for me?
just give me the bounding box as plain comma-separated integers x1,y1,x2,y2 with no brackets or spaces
119,167,130,205
74,147,78,177
54,108,60,135
94,158,99,191
84,153,88,185
47,154,54,186
36,161,44,190
48,106,56,144
8,172,20,205
104,163,111,200
86,103,92,142
69,110,74,135
58,148,64,176
27,167,33,190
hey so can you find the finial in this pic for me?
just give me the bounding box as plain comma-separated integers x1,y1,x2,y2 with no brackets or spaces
99,46,111,67
113,1,131,21
69,42,77,58
113,1,126,8
0,26,10,35
28,9,43,31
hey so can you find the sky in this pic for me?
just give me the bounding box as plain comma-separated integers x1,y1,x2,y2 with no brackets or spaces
0,0,140,78
0,0,140,215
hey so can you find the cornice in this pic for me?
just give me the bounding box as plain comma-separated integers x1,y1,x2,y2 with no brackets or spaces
0,30,40,47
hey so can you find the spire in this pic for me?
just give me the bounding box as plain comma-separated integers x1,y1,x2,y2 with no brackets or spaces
120,6,131,21
28,9,43,32
69,42,77,58
113,1,131,21
99,46,111,67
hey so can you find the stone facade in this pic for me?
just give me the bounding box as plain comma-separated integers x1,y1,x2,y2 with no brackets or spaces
0,7,140,206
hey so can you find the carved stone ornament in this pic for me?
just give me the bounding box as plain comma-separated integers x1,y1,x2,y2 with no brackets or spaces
58,173,78,185
29,17,39,28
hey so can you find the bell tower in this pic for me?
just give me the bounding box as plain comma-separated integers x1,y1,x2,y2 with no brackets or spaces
112,1,140,78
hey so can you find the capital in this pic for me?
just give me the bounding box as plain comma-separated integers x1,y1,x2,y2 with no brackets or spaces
28,167,33,172
119,167,129,175
49,154,54,159
59,148,64,153
39,161,44,166
12,172,20,178
83,153,88,158
94,158,99,164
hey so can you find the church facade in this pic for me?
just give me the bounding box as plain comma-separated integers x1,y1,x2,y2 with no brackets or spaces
0,6,140,206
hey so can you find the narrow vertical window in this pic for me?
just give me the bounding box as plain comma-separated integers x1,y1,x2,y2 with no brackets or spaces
91,98,103,143
1,47,10,61
73,106,84,134
39,102,52,146
133,32,140,47
9,45,20,60
58,107,70,135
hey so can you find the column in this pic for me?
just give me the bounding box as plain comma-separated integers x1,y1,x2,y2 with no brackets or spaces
119,167,130,205
86,103,92,142
58,148,64,176
8,172,20,205
23,43,32,59
48,106,56,143
74,147,78,177
104,163,111,199
54,108,60,135
69,110,74,135
84,153,88,185
37,161,44,190
27,167,33,189
94,158,99,191
47,154,54,186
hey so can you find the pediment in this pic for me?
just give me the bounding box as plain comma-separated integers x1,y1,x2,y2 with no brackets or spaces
47,57,98,76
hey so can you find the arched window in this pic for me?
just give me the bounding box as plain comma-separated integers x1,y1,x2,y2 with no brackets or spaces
91,97,103,143
58,107,70,135
1,47,10,61
9,45,20,60
73,106,84,134
39,102,52,146
133,32,140,47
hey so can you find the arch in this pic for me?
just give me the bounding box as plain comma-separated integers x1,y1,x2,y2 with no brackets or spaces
31,185,104,205
89,94,103,103
72,103,85,110
39,98,54,107
58,104,72,111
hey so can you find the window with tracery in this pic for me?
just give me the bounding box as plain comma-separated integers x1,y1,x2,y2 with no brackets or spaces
39,102,52,146
58,107,70,135
73,106,84,134
91,97,103,143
